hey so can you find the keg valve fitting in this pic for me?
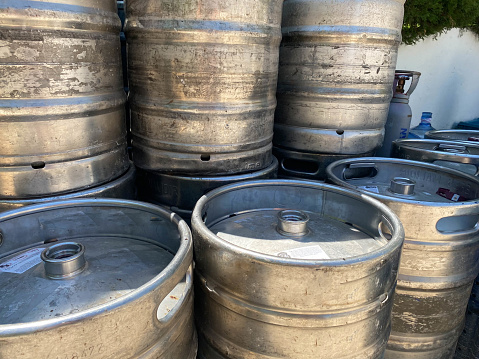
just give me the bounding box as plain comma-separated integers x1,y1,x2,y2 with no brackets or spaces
41,242,86,279
277,210,309,236
389,177,415,195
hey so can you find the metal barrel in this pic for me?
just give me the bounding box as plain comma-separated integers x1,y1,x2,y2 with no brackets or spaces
0,164,136,213
426,130,479,142
273,146,374,180
192,179,404,358
392,139,479,176
0,0,129,198
0,199,197,358
125,0,282,175
326,158,479,359
274,0,405,155
137,157,278,221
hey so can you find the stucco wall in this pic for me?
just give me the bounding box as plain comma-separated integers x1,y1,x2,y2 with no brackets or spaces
396,28,479,130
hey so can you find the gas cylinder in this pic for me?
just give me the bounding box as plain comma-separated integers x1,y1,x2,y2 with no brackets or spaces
376,70,421,157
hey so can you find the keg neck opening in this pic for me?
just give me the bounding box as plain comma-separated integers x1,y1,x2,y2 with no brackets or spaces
388,177,415,196
277,210,309,237
41,242,86,279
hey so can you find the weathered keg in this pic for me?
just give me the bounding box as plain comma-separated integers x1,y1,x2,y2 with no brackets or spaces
192,180,404,358
273,146,373,179
137,157,277,221
126,0,282,175
392,139,479,176
0,0,129,198
0,164,136,213
426,130,479,142
326,158,479,359
274,0,405,155
0,199,197,359
454,279,479,359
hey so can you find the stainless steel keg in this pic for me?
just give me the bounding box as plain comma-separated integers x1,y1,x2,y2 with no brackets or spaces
392,139,479,176
0,199,197,358
192,179,404,358
0,165,136,213
426,130,479,142
326,158,479,359
126,0,282,175
0,0,129,198
137,158,278,220
273,146,374,179
274,0,405,155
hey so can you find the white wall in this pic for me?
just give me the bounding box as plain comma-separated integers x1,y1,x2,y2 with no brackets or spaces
396,28,479,130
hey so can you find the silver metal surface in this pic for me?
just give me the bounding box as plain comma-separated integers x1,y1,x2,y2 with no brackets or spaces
426,130,479,142
273,146,373,180
126,0,282,175
0,199,197,359
0,164,136,213
326,158,479,359
389,177,415,195
137,157,278,219
392,139,479,176
192,179,404,358
0,0,129,198
274,0,405,155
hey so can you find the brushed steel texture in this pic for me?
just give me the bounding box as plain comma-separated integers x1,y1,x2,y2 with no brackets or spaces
273,146,373,180
192,179,404,358
0,0,129,198
454,279,479,359
125,0,282,175
392,139,479,176
274,0,405,155
426,130,479,142
137,157,278,219
0,164,136,213
0,199,197,359
326,158,479,359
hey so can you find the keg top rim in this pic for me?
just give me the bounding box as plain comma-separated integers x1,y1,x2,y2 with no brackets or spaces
0,198,192,333
326,157,479,205
192,179,404,265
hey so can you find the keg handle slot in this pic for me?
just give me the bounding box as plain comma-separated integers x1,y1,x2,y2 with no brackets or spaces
436,214,479,235
378,216,393,241
281,158,320,176
157,265,192,323
342,163,378,180
434,143,468,154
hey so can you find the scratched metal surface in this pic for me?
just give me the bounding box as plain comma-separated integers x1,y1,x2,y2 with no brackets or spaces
274,0,405,155
0,0,129,198
0,164,136,213
0,199,197,359
192,180,404,358
327,158,479,359
125,0,282,175
426,130,479,142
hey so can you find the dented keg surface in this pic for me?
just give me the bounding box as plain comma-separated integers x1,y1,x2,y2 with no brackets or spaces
274,146,373,180
126,0,282,175
274,0,405,155
392,139,479,176
326,158,479,359
0,199,197,359
192,180,404,358
0,164,136,213
137,157,278,220
426,130,479,143
0,0,129,198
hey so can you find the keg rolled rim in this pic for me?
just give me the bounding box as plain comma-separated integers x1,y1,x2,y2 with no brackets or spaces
0,198,192,335
192,179,404,266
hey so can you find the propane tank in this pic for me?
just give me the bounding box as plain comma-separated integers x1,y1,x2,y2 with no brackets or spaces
376,70,421,157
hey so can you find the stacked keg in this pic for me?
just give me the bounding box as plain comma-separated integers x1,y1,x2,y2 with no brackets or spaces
273,0,405,180
125,0,281,220
327,158,479,359
0,0,134,212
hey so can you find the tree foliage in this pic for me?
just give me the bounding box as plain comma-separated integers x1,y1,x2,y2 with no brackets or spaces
402,0,479,44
